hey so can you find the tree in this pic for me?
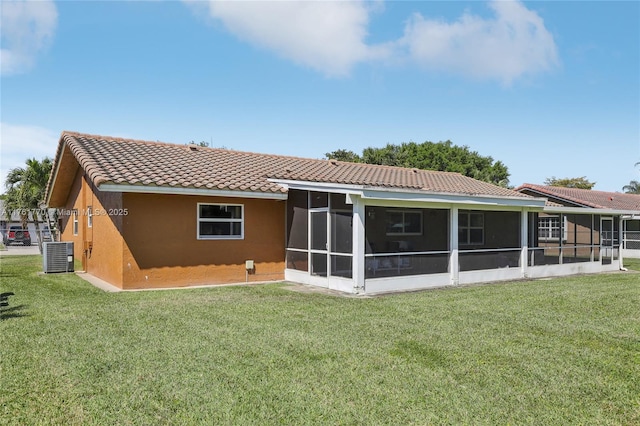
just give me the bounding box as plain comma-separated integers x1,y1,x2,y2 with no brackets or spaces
325,149,361,163
544,176,596,190
3,157,53,237
327,140,510,187
187,140,209,147
622,180,640,194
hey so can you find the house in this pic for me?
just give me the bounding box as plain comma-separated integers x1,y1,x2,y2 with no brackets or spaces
0,200,54,246
45,131,627,293
517,184,640,259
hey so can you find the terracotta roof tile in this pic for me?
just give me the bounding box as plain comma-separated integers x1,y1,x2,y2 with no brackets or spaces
47,131,533,202
517,183,640,211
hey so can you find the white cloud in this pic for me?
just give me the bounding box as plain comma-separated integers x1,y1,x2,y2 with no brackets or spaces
398,1,559,85
185,0,558,84
0,123,59,190
184,0,389,77
1,0,58,75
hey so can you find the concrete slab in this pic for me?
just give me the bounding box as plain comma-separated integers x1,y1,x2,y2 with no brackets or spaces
0,245,41,256
75,272,121,292
280,282,370,298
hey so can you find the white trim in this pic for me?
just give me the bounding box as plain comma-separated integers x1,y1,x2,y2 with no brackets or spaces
361,189,547,208
99,183,287,200
197,203,244,240
365,272,451,294
543,206,638,215
458,268,522,285
87,206,93,228
450,206,459,285
520,209,528,278
270,179,548,208
351,195,366,293
73,210,79,236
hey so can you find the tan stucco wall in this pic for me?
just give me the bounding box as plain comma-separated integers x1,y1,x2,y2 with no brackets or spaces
58,176,286,290
120,193,286,289
59,171,124,287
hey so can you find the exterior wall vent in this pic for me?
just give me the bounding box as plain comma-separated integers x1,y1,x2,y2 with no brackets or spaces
43,242,74,273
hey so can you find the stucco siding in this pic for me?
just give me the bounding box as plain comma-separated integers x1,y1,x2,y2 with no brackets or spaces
59,171,124,287
120,193,285,289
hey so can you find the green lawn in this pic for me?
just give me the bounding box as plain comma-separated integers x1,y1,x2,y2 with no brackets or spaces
624,257,640,272
1,256,639,425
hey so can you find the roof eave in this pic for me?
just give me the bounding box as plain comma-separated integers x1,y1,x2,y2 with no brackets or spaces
98,183,287,200
46,136,81,207
543,205,640,215
271,179,547,208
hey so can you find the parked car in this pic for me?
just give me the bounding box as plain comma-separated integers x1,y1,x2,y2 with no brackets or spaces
3,226,31,246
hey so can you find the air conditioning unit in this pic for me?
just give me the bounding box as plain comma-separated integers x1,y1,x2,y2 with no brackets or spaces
43,242,74,273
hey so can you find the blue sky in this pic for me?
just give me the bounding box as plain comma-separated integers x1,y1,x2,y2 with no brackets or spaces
1,0,638,192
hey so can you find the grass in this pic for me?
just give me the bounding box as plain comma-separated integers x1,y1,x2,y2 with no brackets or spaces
624,257,640,272
1,256,639,425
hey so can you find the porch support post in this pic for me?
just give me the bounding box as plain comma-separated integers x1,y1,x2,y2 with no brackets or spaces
450,206,459,286
521,209,528,278
351,195,366,294
618,215,624,269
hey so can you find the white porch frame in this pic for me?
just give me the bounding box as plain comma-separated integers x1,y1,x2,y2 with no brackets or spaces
278,181,626,295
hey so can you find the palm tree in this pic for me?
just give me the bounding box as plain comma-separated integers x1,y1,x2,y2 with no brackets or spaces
623,180,640,194
3,158,53,244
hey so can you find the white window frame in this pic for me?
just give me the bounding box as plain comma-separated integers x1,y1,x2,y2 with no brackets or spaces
538,215,568,242
87,206,93,228
73,210,79,235
197,203,244,240
458,211,484,245
385,209,423,236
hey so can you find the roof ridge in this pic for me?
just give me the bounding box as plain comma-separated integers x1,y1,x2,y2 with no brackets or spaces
61,131,466,177
520,182,636,197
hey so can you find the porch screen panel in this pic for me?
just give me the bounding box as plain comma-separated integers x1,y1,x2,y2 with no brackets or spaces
459,211,521,272
529,212,561,266
286,250,308,272
329,193,353,278
331,255,352,278
330,193,353,254
286,190,308,250
562,214,593,264
311,212,327,251
286,189,309,272
622,219,640,250
624,219,640,250
311,253,327,276
365,207,449,278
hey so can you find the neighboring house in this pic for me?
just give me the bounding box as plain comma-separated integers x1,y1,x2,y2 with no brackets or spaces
0,200,54,245
45,132,627,293
517,184,640,260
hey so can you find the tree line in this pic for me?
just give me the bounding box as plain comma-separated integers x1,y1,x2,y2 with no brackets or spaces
326,141,510,187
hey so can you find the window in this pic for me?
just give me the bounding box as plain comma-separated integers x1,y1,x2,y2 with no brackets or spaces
87,206,93,228
459,211,484,245
73,210,79,235
538,215,567,241
385,210,422,236
197,203,243,239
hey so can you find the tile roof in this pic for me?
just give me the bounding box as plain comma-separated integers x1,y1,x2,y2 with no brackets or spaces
46,131,533,204
516,183,640,211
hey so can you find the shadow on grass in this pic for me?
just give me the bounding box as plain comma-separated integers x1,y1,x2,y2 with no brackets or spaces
1,292,29,320
0,304,29,320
